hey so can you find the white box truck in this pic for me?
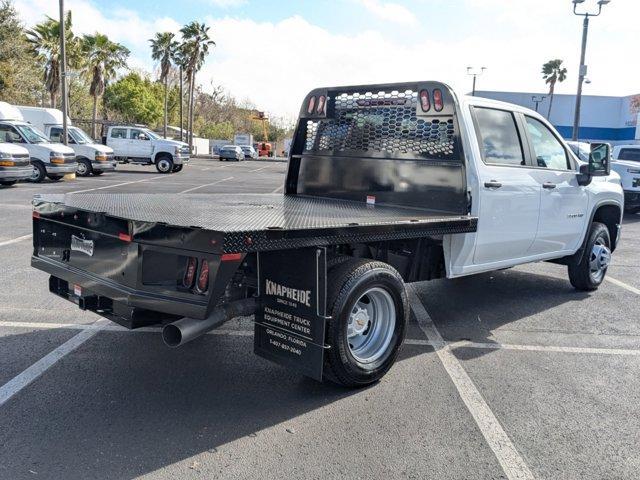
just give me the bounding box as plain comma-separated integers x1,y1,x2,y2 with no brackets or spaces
0,102,76,183
17,106,116,177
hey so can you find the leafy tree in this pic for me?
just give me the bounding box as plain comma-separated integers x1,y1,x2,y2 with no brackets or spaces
25,11,78,108
542,59,567,120
179,21,215,150
103,72,163,125
0,0,42,104
81,33,129,138
150,31,178,138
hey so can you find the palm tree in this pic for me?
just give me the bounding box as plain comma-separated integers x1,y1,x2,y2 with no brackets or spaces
25,11,75,108
179,21,215,150
81,33,129,138
542,59,567,120
150,32,178,138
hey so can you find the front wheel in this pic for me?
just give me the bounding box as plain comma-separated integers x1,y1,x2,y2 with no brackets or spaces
29,162,46,183
76,159,92,177
155,156,174,173
568,222,611,291
324,259,408,387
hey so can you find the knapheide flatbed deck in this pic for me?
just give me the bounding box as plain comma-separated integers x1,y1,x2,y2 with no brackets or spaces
33,193,477,253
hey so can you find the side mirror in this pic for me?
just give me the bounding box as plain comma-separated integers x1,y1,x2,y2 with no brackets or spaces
588,142,611,176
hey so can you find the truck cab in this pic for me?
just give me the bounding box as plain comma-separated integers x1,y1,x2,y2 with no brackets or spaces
17,106,116,177
0,141,31,186
0,102,76,183
611,144,640,213
105,125,190,173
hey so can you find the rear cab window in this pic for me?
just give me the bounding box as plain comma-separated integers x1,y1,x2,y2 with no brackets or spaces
618,148,640,162
472,107,525,166
110,128,127,139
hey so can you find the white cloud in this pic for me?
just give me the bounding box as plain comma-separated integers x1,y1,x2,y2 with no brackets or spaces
12,0,640,119
355,0,417,25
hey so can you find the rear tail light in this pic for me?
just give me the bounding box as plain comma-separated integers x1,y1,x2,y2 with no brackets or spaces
316,95,326,114
307,96,316,114
183,257,197,288
419,90,430,112
433,89,444,112
196,259,209,293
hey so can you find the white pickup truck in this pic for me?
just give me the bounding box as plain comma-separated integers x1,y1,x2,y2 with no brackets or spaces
104,125,190,173
17,106,116,177
32,82,624,387
612,144,640,213
0,102,76,183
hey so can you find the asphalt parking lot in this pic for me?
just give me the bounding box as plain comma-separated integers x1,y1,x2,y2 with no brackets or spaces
1,158,639,479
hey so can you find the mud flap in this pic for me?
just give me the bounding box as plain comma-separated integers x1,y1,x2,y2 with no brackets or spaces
254,247,328,381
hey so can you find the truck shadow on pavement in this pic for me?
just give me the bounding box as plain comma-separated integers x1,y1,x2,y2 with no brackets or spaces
0,329,434,480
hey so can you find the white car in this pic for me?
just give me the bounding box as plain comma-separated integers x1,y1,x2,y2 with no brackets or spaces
0,141,31,186
105,125,189,173
17,106,116,177
0,102,76,183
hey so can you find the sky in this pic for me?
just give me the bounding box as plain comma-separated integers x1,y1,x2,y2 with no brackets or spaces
12,0,640,120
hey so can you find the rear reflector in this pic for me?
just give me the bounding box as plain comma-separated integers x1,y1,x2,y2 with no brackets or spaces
32,211,40,219
419,90,430,112
118,232,132,242
433,89,444,112
221,253,242,262
316,95,326,114
197,259,209,293
307,96,316,114
183,257,197,288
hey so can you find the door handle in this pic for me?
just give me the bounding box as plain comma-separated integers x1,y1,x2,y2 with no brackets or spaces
484,180,502,189
542,182,556,189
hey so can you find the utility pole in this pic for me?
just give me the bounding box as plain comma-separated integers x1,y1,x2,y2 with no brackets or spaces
59,0,68,146
532,95,546,112
179,66,183,142
571,0,611,141
466,67,486,96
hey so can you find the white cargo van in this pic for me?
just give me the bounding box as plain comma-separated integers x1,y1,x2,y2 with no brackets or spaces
0,141,31,186
0,102,76,183
17,106,116,177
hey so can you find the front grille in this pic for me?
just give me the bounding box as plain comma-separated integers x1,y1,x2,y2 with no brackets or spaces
304,89,457,160
11,154,30,167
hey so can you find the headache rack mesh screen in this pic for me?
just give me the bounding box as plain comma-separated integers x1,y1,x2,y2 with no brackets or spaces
304,89,457,160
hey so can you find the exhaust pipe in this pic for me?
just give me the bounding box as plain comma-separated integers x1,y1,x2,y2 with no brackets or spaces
162,298,256,348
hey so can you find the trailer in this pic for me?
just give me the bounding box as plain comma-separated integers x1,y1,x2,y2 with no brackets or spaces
30,80,620,386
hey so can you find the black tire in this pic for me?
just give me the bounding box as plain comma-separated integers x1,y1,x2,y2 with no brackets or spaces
625,207,640,214
0,180,17,186
47,174,63,181
324,258,408,387
29,161,46,183
76,158,92,177
155,155,174,173
172,164,183,173
92,170,104,176
568,222,611,291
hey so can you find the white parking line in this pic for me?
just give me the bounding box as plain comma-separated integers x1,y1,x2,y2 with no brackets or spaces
404,338,640,356
606,276,640,295
0,319,106,407
271,184,284,193
179,176,234,194
248,165,271,173
408,286,534,480
68,175,167,194
0,234,32,248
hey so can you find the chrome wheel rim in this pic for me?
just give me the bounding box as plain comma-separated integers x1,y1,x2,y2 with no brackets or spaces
589,238,611,283
347,287,396,364
77,162,88,175
30,165,40,181
158,159,171,172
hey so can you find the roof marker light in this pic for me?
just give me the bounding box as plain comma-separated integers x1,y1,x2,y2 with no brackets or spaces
316,95,326,114
419,90,431,112
433,89,444,112
307,96,316,114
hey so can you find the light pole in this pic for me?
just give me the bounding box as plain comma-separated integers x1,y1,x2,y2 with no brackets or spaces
532,95,547,112
59,0,68,146
571,0,611,141
467,66,486,96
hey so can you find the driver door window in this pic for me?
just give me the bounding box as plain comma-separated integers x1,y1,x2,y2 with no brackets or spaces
130,129,147,140
524,117,570,170
0,124,25,143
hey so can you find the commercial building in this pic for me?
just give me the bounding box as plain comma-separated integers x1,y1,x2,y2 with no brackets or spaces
475,90,640,145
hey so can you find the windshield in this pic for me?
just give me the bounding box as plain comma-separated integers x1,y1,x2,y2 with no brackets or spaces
15,124,50,144
144,129,160,140
69,127,93,144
